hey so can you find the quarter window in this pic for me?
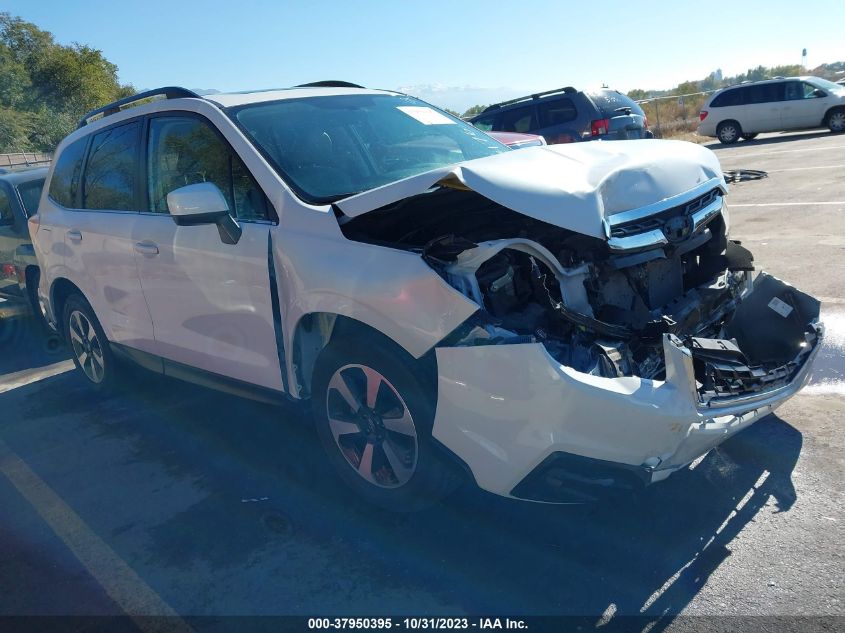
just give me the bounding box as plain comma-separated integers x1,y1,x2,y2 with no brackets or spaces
17,179,45,216
711,89,743,107
147,116,269,221
537,98,577,126
48,137,87,208
83,122,141,211
499,106,536,133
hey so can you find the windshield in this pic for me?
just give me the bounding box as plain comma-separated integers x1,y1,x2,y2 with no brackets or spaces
17,178,45,217
231,94,508,203
809,77,845,93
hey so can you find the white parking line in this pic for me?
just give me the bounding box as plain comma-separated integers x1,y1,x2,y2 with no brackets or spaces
0,360,74,394
767,164,845,173
720,144,845,159
731,202,845,207
0,437,194,631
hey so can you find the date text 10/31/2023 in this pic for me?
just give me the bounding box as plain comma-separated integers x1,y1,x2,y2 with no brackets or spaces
307,618,528,630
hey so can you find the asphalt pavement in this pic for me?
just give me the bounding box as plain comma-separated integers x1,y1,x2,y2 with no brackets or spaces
0,130,842,631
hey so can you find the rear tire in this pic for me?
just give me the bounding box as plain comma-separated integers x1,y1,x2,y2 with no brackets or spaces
740,133,758,141
717,121,741,144
827,107,845,133
312,334,462,512
63,294,121,393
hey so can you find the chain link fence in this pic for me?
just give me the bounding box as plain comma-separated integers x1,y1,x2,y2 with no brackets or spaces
635,90,719,138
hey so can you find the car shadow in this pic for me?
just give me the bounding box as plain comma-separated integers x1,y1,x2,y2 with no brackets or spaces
0,360,802,630
0,316,67,375
706,130,833,150
1,362,802,625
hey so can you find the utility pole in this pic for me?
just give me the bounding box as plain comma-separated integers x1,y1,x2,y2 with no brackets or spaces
801,48,807,70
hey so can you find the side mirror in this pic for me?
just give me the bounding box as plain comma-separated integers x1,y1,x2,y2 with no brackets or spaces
812,88,826,98
166,182,242,245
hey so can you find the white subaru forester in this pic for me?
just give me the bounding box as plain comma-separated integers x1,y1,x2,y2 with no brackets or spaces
31,82,822,510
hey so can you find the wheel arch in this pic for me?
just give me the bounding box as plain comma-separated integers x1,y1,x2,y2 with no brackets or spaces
50,277,86,337
822,105,845,126
717,119,742,131
291,312,437,400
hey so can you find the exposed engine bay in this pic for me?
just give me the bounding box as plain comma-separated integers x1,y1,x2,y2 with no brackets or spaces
337,186,820,402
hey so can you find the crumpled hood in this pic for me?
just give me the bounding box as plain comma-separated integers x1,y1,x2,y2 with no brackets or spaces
336,140,724,240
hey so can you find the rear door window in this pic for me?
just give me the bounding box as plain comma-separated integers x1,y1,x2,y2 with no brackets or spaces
83,122,142,211
147,115,270,221
537,98,577,126
499,106,536,133
48,137,87,208
745,83,783,104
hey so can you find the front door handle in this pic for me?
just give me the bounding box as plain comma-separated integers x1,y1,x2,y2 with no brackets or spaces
66,229,82,241
134,241,159,256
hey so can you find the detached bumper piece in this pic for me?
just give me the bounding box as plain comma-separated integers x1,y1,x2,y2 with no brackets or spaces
691,337,800,399
696,272,821,408
432,272,822,502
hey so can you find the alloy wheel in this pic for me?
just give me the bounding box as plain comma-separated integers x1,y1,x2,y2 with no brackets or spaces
719,124,738,143
830,111,845,132
68,310,105,383
325,364,418,488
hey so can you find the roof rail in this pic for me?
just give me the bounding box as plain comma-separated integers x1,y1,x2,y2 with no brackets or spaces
78,86,201,128
294,80,366,89
481,86,578,113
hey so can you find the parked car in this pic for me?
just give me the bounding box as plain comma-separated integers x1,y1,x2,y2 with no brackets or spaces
0,165,48,321
469,87,652,144
698,76,845,143
31,83,822,509
487,131,547,149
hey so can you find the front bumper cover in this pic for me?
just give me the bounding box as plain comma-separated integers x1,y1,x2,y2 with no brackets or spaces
431,274,822,501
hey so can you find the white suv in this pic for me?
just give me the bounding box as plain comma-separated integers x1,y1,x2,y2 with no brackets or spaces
698,76,845,143
31,83,822,509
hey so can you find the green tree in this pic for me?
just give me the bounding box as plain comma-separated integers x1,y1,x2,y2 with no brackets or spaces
461,104,488,119
0,12,134,152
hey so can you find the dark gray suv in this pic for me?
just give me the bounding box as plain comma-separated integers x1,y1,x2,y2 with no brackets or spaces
0,165,48,321
469,86,651,144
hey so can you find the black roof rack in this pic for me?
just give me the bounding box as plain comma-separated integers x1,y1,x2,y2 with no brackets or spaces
77,86,201,128
481,86,578,113
294,80,366,89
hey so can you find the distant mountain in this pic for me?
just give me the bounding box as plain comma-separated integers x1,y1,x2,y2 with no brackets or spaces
394,84,525,115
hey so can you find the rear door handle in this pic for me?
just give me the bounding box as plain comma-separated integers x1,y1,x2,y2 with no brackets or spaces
134,241,159,256
66,229,82,241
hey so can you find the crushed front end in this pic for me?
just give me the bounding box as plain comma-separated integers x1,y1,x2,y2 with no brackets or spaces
337,162,823,502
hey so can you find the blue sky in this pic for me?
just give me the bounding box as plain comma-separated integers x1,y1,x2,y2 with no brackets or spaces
7,0,844,111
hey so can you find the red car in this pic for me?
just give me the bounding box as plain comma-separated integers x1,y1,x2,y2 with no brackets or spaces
487,131,547,149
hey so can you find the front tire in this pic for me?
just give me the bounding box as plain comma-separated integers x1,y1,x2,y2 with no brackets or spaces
312,335,461,511
827,108,845,133
63,294,120,393
740,133,758,141
717,121,741,144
